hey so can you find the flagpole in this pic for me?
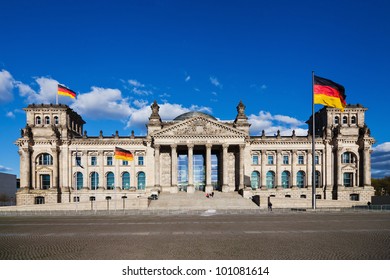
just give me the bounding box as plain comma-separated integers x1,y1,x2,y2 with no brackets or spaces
311,71,316,210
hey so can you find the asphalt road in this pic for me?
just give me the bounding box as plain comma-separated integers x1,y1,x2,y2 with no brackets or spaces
0,211,389,260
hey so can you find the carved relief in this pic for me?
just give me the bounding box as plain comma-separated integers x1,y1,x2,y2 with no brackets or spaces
154,117,247,138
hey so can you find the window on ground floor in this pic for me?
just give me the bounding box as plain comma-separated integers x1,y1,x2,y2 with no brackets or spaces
350,193,359,201
281,171,290,188
251,171,260,189
122,172,130,189
296,171,305,188
137,171,146,190
35,196,45,204
266,171,275,189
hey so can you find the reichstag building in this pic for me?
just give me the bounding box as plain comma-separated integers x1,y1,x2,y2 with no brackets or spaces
15,101,375,207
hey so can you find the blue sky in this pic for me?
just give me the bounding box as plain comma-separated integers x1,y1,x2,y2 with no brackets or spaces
1,0,389,178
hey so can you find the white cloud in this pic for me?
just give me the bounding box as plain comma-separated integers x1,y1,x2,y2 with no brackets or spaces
15,77,59,104
128,79,144,88
0,70,14,103
185,75,191,82
210,76,222,88
372,142,390,178
6,111,15,118
373,142,390,152
0,165,12,172
248,111,307,136
127,79,153,95
132,87,153,96
71,87,133,120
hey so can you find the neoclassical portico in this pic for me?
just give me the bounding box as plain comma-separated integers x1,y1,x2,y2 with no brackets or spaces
153,142,244,194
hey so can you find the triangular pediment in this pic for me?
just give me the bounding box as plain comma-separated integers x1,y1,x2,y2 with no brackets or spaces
152,116,247,138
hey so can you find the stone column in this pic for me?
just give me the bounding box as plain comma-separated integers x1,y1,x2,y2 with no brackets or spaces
307,150,312,188
51,147,59,190
115,150,120,190
222,144,229,192
261,150,267,189
84,151,89,189
99,150,104,189
276,150,281,188
324,140,333,199
154,144,160,189
239,144,245,190
291,151,296,188
205,143,213,193
337,148,343,187
363,147,371,186
19,147,31,189
187,144,194,193
170,144,178,193
131,150,136,189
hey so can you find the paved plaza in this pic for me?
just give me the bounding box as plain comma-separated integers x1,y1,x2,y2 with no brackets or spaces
0,211,389,260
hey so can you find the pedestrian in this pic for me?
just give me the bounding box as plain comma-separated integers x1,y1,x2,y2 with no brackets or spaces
268,201,272,211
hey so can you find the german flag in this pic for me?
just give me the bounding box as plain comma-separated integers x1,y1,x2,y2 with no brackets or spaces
58,84,76,99
114,147,134,161
314,75,346,111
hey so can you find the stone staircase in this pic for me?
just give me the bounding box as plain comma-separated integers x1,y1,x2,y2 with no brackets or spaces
148,191,259,210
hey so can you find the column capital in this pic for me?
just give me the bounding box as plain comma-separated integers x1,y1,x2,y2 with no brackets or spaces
154,144,161,149
187,143,194,149
170,144,177,149
205,143,213,149
222,143,229,149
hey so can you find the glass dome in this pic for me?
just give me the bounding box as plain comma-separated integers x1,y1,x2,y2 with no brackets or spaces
173,111,217,121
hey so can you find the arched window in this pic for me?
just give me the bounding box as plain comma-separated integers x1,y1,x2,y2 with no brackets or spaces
281,171,290,188
38,153,53,165
106,172,115,190
137,172,146,190
250,171,260,189
334,116,339,124
351,116,356,124
296,171,305,188
122,172,130,189
35,116,41,125
342,116,348,124
75,172,83,190
90,172,99,190
44,116,50,125
266,171,275,189
342,152,354,163
54,116,59,125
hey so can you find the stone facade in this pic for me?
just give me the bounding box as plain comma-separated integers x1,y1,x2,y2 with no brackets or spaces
15,101,375,207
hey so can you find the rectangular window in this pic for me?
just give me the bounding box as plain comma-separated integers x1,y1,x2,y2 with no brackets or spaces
267,155,274,165
315,155,319,165
138,156,144,166
41,174,50,190
283,155,289,165
123,160,128,166
252,155,259,165
107,156,113,166
343,173,353,187
91,156,97,166
298,155,304,164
